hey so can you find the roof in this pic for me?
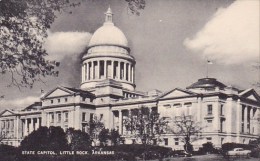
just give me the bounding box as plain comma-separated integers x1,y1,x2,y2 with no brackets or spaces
187,78,227,89
41,86,95,99
88,8,128,48
22,102,42,111
63,87,95,97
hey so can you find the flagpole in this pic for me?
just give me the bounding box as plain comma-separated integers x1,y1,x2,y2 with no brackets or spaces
206,60,208,78
206,59,213,78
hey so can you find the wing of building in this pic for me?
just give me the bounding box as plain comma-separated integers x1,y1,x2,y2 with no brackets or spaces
1,7,260,150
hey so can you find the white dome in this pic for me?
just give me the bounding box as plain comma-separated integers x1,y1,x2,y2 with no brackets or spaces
88,23,128,47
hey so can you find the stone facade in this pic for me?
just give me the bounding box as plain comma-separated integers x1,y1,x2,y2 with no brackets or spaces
1,8,260,150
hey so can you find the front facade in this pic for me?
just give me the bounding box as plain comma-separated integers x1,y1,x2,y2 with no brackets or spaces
1,8,260,150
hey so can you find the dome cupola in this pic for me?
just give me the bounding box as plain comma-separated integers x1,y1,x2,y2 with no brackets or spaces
80,7,136,92
88,7,128,48
187,78,227,92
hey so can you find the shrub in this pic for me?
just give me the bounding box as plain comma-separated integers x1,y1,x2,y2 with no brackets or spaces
196,142,219,155
0,145,18,161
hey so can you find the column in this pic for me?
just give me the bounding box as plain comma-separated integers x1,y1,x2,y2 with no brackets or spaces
29,118,33,133
252,108,258,135
236,100,241,142
128,63,131,82
81,65,84,82
104,60,107,78
132,66,134,83
256,109,260,135
130,65,132,82
123,62,126,80
250,107,253,134
244,106,248,133
117,61,120,80
83,64,85,82
97,60,100,79
91,61,94,80
85,63,88,80
119,110,122,135
93,61,96,79
36,118,39,129
25,119,28,136
213,104,219,132
86,62,89,80
111,61,114,79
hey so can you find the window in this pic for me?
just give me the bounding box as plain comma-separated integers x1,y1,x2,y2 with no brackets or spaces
184,102,192,107
174,138,179,145
163,104,171,109
206,137,212,142
207,120,213,123
1,121,5,128
82,112,86,121
50,113,54,123
82,124,87,133
51,100,54,104
90,113,94,121
64,112,68,122
100,114,103,121
64,125,68,132
10,120,14,129
58,99,60,103
164,138,168,146
82,97,86,101
220,104,224,115
57,113,61,123
173,103,181,108
65,98,68,102
207,105,213,115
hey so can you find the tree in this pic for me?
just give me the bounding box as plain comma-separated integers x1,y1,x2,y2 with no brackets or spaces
0,0,83,89
169,114,203,154
0,0,145,89
20,126,68,151
87,114,104,146
123,106,168,145
66,128,91,150
126,0,145,16
98,128,110,146
123,106,168,160
110,129,121,146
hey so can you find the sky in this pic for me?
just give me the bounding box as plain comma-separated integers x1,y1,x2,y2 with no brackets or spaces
0,0,259,110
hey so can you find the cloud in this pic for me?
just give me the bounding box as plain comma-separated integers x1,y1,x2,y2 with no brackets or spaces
44,31,92,60
184,0,259,65
0,96,40,110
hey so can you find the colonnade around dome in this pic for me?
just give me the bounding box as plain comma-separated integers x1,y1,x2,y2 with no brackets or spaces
81,59,134,86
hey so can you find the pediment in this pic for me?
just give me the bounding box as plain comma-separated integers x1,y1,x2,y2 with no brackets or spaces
42,87,73,99
0,110,16,116
160,88,196,99
239,88,260,102
247,94,257,101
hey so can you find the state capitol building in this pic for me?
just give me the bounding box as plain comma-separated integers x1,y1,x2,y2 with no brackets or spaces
1,8,260,150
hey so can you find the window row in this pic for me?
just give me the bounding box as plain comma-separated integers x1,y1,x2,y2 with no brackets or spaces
207,104,224,115
49,112,69,123
163,102,192,109
82,112,103,122
0,120,14,129
50,97,68,104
